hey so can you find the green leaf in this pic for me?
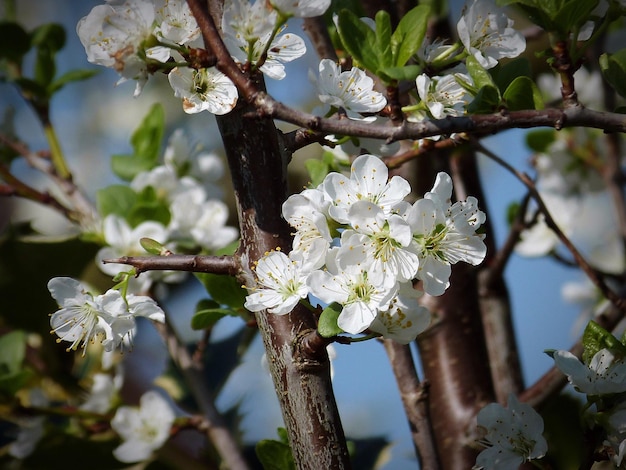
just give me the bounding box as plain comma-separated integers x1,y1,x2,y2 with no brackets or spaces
191,299,238,330
34,47,56,87
0,22,30,62
391,4,430,67
466,55,497,90
525,129,555,153
0,330,27,373
467,85,501,114
336,9,379,73
96,185,137,219
581,320,626,365
503,76,543,111
600,49,626,99
197,272,247,309
30,23,66,52
48,68,99,94
140,237,168,255
127,186,170,227
492,58,532,93
374,11,392,69
111,103,165,181
305,158,331,187
318,302,344,338
553,0,599,35
256,438,295,470
378,64,421,82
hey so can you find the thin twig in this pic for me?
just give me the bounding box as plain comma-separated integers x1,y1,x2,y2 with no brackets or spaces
153,318,250,470
103,254,240,275
472,139,626,313
383,340,441,470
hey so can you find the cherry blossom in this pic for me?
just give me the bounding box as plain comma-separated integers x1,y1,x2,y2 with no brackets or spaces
48,277,165,355
474,394,547,470
168,67,238,115
269,0,331,18
314,59,386,119
111,391,175,463
550,349,626,395
244,250,312,314
457,0,526,69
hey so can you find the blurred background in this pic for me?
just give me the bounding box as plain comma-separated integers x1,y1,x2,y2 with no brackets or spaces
0,1,602,468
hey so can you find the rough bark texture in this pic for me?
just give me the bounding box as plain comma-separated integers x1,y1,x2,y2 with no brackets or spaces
216,93,351,469
414,152,497,468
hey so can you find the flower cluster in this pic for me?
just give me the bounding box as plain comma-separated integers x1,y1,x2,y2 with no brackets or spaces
78,0,237,113
406,0,525,123
97,130,238,294
48,277,165,355
474,394,547,470
244,154,486,342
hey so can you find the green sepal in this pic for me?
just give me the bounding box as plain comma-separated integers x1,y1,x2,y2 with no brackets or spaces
390,4,430,67
581,320,626,365
0,21,30,62
255,428,295,470
111,103,165,181
336,9,379,73
191,299,239,330
318,302,344,338
600,49,626,99
503,76,544,111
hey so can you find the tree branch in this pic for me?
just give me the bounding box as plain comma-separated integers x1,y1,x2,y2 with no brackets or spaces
382,340,441,469
102,254,240,275
473,139,626,313
152,319,250,470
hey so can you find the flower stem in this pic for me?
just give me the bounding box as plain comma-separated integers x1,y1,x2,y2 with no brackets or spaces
44,123,71,180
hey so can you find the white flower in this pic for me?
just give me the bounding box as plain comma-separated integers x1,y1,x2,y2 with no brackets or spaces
188,199,239,251
96,215,177,293
111,390,175,463
339,202,420,283
77,0,161,96
551,349,626,395
368,284,431,344
322,154,411,224
269,0,331,17
307,248,398,334
154,0,200,46
314,59,386,118
80,371,123,414
48,277,165,355
414,72,472,120
168,66,238,115
407,172,487,296
474,394,547,470
282,188,333,270
244,250,311,314
222,0,277,45
457,0,526,69
222,0,306,80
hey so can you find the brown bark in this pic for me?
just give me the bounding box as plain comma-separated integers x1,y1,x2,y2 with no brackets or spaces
215,94,351,469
